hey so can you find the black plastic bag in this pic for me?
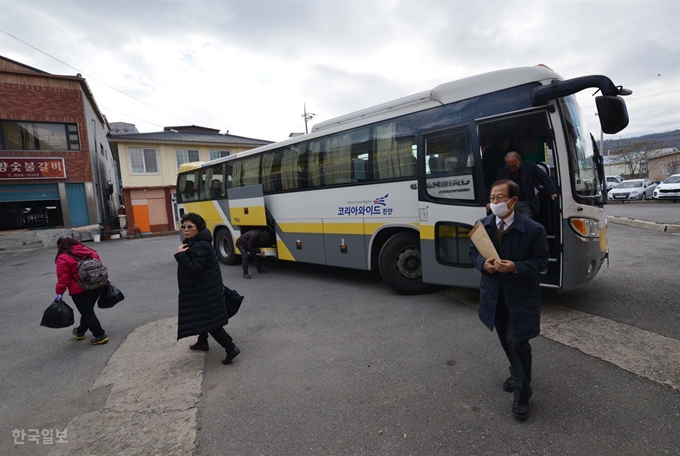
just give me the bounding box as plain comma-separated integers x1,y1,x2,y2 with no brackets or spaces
40,299,74,328
98,282,125,309
224,286,244,318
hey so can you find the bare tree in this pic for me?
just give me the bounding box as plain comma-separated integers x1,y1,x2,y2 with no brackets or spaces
610,140,659,178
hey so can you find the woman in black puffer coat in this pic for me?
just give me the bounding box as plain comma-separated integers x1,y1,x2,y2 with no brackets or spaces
175,212,240,365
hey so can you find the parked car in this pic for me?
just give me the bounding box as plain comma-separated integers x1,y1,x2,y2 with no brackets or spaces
652,174,680,200
605,175,624,191
607,179,657,201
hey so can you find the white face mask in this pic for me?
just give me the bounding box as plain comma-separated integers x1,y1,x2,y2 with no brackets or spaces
490,200,513,218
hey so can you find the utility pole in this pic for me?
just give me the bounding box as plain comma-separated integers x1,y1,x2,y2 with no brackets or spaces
302,103,315,134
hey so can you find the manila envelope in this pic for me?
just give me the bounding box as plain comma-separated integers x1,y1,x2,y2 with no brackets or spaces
469,221,500,261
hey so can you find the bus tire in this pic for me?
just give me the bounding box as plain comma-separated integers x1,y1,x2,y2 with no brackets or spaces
378,232,430,295
215,229,237,265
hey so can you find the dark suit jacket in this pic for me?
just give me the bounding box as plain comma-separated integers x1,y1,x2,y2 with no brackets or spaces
469,212,549,341
496,161,557,215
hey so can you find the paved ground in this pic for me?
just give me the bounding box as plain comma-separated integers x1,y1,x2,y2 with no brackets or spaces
42,268,679,456
1,203,677,455
605,199,680,224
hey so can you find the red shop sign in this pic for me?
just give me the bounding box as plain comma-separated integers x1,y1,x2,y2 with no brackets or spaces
0,158,66,180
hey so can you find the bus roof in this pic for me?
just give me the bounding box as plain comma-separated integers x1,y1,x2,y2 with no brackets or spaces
178,161,205,173
312,65,561,133
183,65,563,172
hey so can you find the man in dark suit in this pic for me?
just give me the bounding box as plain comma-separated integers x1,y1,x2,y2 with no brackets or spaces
496,151,557,220
469,179,549,420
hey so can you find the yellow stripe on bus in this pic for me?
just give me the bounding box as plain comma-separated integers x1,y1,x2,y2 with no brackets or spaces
185,201,223,222
277,223,324,234
419,224,435,240
230,206,267,226
322,223,364,235
276,238,296,261
363,222,420,235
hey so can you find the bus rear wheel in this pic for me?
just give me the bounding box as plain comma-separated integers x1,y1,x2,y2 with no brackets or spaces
215,229,237,265
379,232,431,295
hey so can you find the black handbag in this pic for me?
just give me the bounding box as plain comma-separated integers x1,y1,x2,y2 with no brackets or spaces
40,299,75,328
98,282,125,309
224,286,244,318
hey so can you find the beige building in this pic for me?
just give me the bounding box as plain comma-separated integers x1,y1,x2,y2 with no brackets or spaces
648,149,680,181
108,125,270,233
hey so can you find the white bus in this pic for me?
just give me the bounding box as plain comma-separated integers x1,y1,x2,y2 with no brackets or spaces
177,65,630,294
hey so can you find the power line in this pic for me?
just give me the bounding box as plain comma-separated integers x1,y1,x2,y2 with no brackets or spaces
0,27,195,126
98,105,165,129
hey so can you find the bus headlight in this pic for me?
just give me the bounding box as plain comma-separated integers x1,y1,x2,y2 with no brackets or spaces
569,218,600,239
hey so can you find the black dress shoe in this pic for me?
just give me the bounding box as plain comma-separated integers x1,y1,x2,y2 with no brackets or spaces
257,268,268,273
512,401,530,420
503,376,515,392
190,342,209,351
222,345,241,365
243,274,252,279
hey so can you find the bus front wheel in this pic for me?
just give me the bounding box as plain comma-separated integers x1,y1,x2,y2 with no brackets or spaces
379,232,430,295
215,229,237,265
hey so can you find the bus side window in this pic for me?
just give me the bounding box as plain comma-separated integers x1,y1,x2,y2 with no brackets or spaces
424,129,476,201
181,179,196,202
198,169,209,200
262,149,282,193
352,158,366,182
308,139,325,188
226,163,234,189
428,156,446,175
281,143,307,190
209,179,222,198
209,163,225,198
374,121,416,180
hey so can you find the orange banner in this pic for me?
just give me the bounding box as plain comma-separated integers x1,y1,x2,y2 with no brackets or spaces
0,158,66,179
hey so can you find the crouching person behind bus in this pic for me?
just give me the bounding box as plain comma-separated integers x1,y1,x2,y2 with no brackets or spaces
236,229,271,279
175,212,240,365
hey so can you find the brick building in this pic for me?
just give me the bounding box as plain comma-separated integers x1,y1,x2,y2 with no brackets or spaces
0,55,118,232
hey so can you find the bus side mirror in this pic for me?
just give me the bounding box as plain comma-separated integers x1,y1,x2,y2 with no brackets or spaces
596,96,629,134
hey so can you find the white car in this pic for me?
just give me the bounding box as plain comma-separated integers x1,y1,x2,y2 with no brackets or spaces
653,174,680,200
605,175,624,191
607,179,657,201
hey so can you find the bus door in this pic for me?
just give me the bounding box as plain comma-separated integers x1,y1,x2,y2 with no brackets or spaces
418,126,487,288
477,111,562,288
227,184,267,228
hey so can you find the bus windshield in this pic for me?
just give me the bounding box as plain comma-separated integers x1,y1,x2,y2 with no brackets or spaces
560,95,602,202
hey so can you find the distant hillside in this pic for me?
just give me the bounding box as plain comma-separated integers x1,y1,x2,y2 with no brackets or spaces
601,129,680,155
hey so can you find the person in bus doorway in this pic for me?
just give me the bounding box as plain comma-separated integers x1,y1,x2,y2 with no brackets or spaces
469,179,549,421
54,237,109,345
495,151,557,220
483,130,517,193
175,213,240,365
236,229,271,279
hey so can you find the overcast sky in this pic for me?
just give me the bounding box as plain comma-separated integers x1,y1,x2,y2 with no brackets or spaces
1,0,678,143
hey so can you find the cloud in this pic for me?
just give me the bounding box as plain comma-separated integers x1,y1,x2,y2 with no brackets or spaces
0,0,678,142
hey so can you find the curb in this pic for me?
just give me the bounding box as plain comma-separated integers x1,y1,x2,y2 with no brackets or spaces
607,216,680,233
47,318,202,456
